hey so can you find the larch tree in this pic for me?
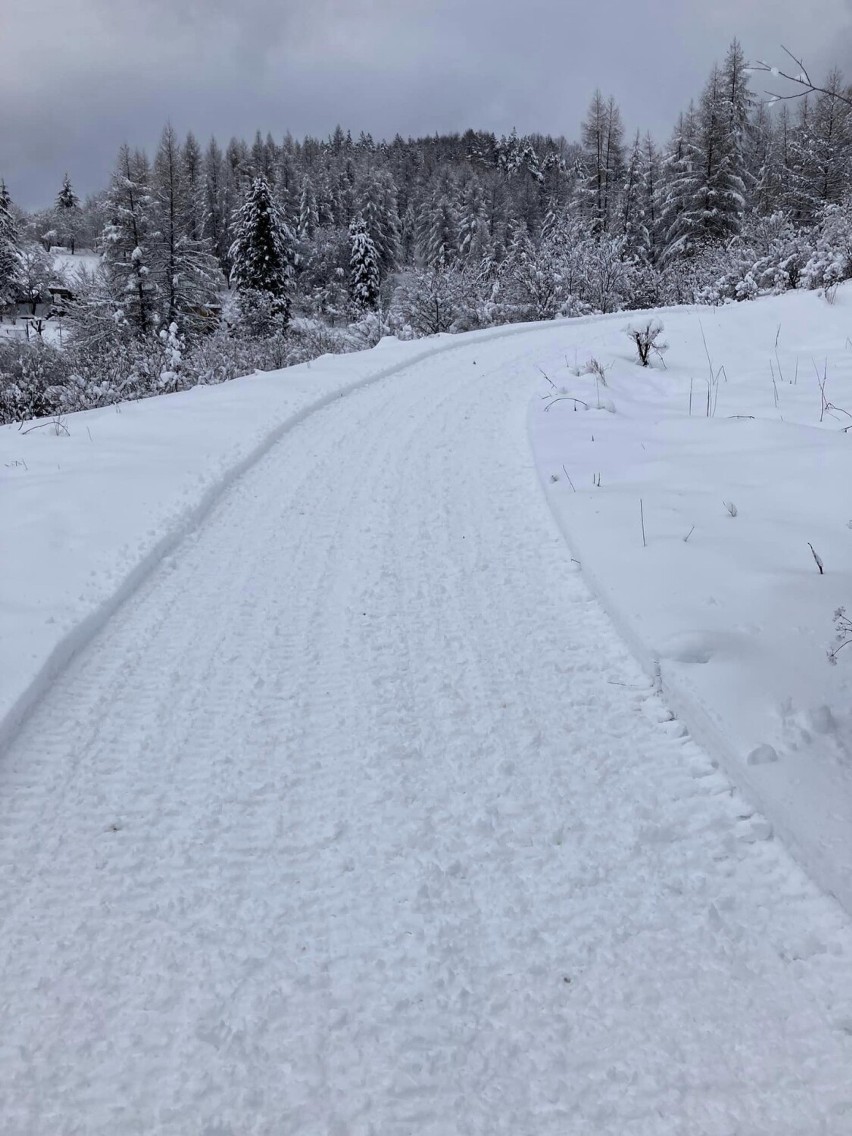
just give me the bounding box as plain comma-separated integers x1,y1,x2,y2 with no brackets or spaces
151,123,221,333
693,61,748,242
580,91,626,234
101,144,157,335
297,176,319,239
640,133,663,263
203,137,230,274
789,70,852,219
181,131,206,244
620,132,649,259
0,180,22,306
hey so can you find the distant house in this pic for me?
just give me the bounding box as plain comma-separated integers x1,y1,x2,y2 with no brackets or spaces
47,283,75,315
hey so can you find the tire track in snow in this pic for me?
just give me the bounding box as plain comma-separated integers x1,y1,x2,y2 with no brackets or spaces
0,339,850,1134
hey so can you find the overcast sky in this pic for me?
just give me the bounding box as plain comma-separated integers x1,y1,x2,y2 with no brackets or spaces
2,0,851,208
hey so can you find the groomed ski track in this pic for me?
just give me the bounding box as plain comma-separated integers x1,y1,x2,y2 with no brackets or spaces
1,333,851,1135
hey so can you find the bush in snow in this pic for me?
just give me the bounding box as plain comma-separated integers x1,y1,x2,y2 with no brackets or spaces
801,201,852,294
828,608,852,665
390,264,480,336
626,319,667,366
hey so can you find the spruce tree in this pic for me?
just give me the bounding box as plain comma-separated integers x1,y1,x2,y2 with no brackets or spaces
349,216,380,308
229,177,295,327
357,171,400,275
56,173,80,211
54,172,82,253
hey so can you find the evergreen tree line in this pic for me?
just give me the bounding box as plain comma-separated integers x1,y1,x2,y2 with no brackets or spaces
3,38,852,422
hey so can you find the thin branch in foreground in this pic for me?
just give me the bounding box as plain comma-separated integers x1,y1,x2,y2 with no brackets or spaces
543,396,590,412
749,47,852,108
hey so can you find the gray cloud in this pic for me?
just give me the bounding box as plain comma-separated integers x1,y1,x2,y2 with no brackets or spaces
2,0,849,207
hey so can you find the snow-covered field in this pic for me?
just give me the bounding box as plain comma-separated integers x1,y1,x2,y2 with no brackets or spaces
51,247,101,279
531,286,852,911
2,299,852,1132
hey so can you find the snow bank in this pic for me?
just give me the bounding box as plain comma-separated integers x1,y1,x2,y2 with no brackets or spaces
531,285,852,911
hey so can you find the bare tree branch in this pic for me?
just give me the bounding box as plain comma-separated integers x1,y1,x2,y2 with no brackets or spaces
749,46,852,108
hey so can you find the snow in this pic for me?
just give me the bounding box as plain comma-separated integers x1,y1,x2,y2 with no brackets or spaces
52,247,101,279
531,284,852,912
0,321,566,755
1,301,852,1131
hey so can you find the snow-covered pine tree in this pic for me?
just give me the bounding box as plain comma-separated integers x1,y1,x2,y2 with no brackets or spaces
349,216,380,308
692,53,750,243
151,123,221,333
357,170,401,276
315,172,337,227
101,144,157,334
399,201,417,264
250,130,278,186
788,70,852,220
0,180,22,306
658,105,702,262
53,172,82,253
203,138,231,276
456,177,492,263
56,173,79,211
298,176,319,239
747,101,783,215
182,131,206,244
229,176,295,328
640,134,663,263
721,39,755,199
275,146,297,230
620,132,649,259
417,190,458,268
580,91,626,234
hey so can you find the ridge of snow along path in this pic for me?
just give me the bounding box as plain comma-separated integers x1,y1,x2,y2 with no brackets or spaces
2,324,852,1132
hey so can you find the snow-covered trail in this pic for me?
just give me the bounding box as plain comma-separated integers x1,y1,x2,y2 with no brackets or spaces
2,339,852,1135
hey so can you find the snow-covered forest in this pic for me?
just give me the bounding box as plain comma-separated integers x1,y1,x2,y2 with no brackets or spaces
2,40,852,422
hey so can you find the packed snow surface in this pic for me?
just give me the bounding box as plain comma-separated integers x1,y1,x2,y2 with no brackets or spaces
2,304,852,1133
